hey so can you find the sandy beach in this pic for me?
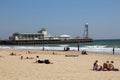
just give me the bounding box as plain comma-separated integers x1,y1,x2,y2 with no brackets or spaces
0,49,120,80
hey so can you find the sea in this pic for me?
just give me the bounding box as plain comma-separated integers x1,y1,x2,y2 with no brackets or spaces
0,39,120,54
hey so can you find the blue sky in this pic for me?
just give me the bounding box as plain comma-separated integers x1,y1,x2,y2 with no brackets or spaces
0,0,120,39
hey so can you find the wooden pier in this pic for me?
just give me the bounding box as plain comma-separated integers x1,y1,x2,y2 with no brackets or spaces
0,38,93,45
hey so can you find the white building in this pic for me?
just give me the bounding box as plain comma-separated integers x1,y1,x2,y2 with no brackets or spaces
9,28,72,41
10,28,48,40
10,33,44,40
59,35,71,40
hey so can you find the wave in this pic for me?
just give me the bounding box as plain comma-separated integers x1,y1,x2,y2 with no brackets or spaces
0,45,120,54
59,45,69,47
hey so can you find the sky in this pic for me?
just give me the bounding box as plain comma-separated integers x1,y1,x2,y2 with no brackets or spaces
0,0,120,40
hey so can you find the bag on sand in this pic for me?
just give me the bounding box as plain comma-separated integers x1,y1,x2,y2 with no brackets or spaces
38,60,44,63
44,59,50,64
113,68,119,71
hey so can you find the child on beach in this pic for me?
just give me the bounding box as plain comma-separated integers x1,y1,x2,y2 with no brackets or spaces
103,61,109,71
93,60,102,71
109,61,114,70
109,61,119,71
36,56,39,62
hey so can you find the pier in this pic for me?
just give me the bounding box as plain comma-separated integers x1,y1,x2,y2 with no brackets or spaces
0,24,93,46
0,38,93,45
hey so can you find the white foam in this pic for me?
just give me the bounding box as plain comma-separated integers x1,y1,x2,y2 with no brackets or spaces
0,45,120,54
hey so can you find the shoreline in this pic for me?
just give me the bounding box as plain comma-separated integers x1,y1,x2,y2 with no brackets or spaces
0,48,119,55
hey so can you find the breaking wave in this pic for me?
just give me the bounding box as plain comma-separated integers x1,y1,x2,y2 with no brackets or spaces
0,45,120,54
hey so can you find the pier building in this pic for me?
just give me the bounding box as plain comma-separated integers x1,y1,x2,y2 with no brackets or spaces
9,28,71,41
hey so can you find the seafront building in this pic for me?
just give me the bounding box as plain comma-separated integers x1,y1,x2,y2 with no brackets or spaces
9,28,71,41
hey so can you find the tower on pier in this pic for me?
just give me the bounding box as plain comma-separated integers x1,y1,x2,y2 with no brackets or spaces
84,23,89,38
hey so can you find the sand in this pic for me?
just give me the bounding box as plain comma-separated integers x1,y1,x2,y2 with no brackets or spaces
0,49,120,80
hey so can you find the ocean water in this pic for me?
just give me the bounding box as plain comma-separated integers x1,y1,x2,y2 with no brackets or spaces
0,39,120,54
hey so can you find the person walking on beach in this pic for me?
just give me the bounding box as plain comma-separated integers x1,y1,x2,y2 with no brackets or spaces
113,48,115,55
